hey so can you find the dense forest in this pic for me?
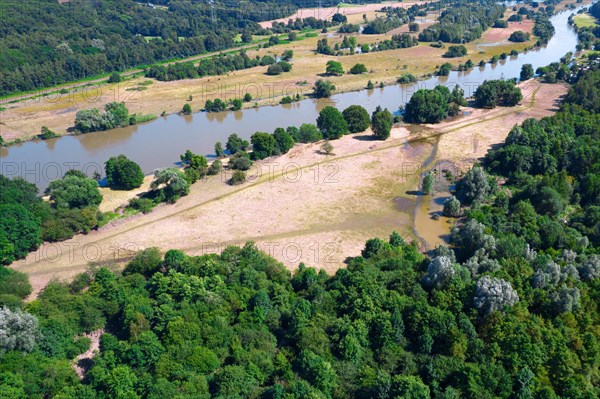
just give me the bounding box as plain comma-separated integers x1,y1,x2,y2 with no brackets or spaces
1,66,600,398
0,0,335,96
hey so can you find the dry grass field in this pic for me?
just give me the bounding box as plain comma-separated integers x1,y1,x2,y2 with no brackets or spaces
11,81,568,298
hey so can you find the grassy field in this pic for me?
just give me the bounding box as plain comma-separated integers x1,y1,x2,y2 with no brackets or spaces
573,13,598,28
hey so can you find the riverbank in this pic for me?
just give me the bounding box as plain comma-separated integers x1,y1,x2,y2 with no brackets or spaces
0,11,538,144
11,80,567,298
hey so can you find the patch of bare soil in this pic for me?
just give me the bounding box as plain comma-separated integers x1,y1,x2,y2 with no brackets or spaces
72,329,103,380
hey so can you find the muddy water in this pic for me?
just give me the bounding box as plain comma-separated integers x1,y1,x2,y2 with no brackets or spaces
0,8,583,191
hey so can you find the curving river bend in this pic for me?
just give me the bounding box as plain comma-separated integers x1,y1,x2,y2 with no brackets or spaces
0,7,583,192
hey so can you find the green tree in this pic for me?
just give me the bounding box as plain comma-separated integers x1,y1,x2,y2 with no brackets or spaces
443,196,461,217
298,124,323,143
342,105,370,133
105,155,144,190
349,63,367,74
226,133,249,154
231,98,242,110
108,72,122,83
48,174,102,209
520,64,534,81
251,132,276,160
313,79,336,98
371,108,393,140
455,165,492,204
326,60,345,76
317,106,348,139
422,172,434,194
215,142,225,158
404,88,448,123
273,128,295,154
151,168,189,203
182,103,192,115
0,205,41,264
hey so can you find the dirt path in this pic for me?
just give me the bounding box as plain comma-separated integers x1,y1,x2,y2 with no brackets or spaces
11,81,567,298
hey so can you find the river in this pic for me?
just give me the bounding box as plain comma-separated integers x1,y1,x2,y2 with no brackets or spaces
0,7,582,192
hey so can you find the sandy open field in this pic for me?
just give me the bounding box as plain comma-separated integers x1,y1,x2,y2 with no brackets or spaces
11,81,567,298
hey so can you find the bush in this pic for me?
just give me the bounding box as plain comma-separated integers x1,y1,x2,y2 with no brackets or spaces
317,106,348,139
494,20,508,28
326,60,344,76
38,126,58,140
243,93,253,102
128,197,155,214
437,63,452,76
349,63,367,74
229,155,252,171
321,140,334,155
266,64,283,75
397,74,417,84
226,133,249,154
443,45,467,58
508,30,530,42
342,105,370,133
74,102,130,133
107,72,122,83
313,79,336,98
207,160,222,175
105,155,144,190
228,170,246,185
409,22,419,32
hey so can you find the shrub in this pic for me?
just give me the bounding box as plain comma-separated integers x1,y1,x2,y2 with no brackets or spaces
321,140,334,155
266,64,283,75
326,60,344,76
229,170,246,185
437,63,452,76
409,22,419,32
313,80,336,98
128,197,155,214
207,160,222,175
494,20,508,28
107,72,122,83
508,30,530,42
397,74,417,84
443,45,467,58
349,63,367,74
